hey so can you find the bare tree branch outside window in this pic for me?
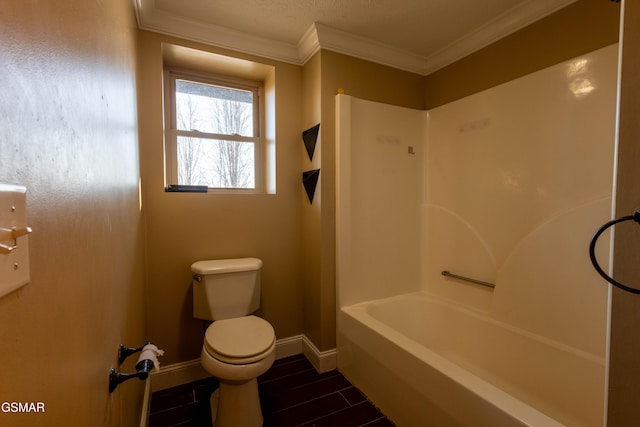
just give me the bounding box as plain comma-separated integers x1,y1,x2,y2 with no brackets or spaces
211,99,254,188
176,94,208,185
175,79,256,189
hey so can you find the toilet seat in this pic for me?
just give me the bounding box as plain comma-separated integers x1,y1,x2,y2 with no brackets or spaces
205,315,275,365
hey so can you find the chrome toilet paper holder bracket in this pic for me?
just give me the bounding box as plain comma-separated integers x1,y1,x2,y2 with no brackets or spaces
118,342,151,364
109,360,154,393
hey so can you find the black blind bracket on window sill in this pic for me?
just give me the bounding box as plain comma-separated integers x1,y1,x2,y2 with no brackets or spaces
165,185,208,193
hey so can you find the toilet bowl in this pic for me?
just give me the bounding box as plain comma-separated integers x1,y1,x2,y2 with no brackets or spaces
200,316,276,427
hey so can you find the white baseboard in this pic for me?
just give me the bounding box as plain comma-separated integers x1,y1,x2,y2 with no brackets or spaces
149,334,337,392
300,335,337,373
274,334,304,359
150,358,208,392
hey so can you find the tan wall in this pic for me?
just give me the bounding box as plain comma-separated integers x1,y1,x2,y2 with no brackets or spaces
301,53,323,347
0,1,144,426
137,31,305,364
608,2,640,423
425,0,620,109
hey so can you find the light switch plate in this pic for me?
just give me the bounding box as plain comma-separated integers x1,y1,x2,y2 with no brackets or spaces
0,183,31,297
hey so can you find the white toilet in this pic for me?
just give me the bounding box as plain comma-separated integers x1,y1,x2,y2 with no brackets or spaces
191,258,275,427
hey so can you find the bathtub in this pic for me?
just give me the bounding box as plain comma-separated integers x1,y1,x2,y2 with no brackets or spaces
337,292,605,426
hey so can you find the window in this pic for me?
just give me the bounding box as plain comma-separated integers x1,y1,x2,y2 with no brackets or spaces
164,69,264,192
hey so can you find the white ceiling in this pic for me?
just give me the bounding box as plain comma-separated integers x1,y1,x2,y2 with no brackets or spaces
134,0,577,75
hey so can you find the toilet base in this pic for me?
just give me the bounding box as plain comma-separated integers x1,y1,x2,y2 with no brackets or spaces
210,378,263,427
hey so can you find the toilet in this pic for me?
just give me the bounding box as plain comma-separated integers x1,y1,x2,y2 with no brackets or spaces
191,258,275,427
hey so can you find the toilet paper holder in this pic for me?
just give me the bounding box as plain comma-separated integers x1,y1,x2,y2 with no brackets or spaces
109,342,164,393
109,361,153,393
118,342,151,364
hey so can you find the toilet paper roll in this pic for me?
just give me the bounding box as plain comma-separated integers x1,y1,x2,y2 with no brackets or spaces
136,344,164,371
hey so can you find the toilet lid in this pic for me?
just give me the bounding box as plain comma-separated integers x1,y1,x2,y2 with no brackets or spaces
205,315,275,364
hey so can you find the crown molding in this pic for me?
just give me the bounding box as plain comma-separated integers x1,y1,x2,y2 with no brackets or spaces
423,0,578,74
297,24,322,65
134,0,301,64
134,0,578,75
311,23,430,75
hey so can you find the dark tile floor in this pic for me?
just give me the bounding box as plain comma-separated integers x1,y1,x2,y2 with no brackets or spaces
149,354,395,427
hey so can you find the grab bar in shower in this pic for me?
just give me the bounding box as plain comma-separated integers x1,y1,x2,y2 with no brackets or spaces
441,270,495,289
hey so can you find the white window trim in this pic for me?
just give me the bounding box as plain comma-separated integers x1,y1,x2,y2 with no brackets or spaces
163,68,266,193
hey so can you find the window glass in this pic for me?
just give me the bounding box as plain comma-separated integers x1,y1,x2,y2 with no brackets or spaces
175,80,254,137
165,72,262,191
177,136,255,188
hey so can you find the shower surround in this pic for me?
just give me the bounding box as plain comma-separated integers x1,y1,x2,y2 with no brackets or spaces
336,44,618,426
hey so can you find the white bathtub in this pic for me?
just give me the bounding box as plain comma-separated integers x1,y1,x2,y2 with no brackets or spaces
337,292,605,426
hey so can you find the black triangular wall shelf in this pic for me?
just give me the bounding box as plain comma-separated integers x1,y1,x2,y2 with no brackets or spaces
302,169,320,204
302,124,320,161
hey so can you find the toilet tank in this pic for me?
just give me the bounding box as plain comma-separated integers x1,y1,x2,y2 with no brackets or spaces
191,258,263,321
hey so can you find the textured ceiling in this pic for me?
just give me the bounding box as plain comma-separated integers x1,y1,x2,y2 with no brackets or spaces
137,0,578,74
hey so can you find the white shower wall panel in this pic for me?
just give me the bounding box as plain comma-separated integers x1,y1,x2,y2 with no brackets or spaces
424,44,618,356
336,96,426,307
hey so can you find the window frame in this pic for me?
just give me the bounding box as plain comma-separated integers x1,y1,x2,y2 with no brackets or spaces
163,68,265,193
